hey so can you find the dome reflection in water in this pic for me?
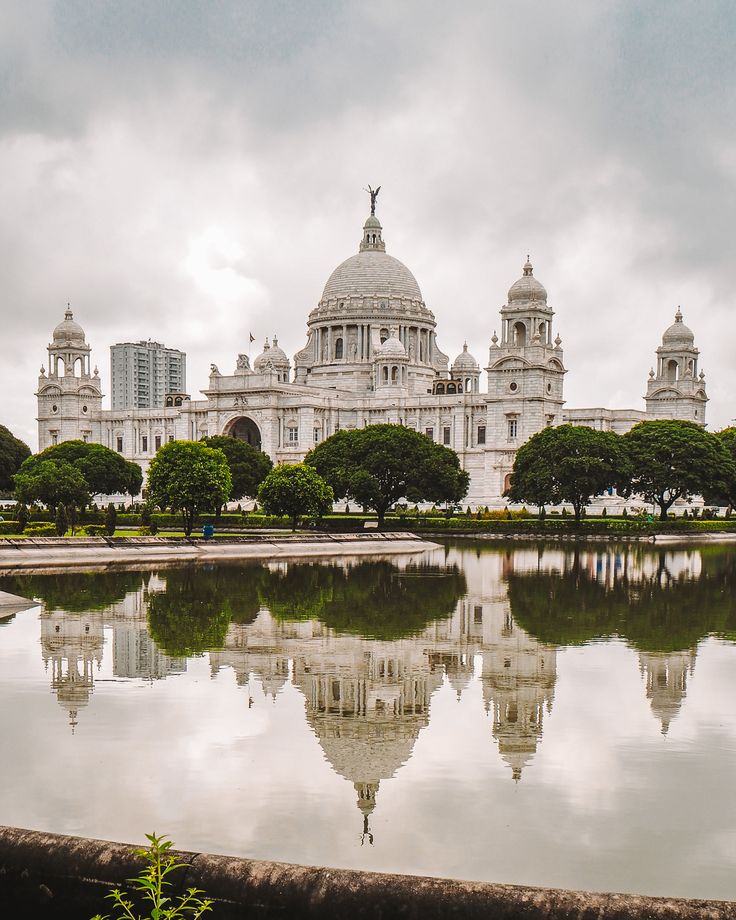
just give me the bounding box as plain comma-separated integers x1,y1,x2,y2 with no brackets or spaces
1,541,735,900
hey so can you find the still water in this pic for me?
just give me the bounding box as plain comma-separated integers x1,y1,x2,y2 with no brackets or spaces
1,540,735,900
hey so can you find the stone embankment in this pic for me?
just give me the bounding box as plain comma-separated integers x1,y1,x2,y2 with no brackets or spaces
0,532,434,571
0,826,732,920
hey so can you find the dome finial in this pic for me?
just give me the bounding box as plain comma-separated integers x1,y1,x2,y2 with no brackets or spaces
523,255,533,276
65,302,73,320
675,306,683,322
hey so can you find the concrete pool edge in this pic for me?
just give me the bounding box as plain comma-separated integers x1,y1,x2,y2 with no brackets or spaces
0,532,437,570
0,825,732,920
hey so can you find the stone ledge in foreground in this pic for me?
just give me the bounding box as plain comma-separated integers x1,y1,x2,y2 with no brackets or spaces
0,532,435,570
0,825,732,920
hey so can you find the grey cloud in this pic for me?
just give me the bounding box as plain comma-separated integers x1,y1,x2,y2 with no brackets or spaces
1,1,735,446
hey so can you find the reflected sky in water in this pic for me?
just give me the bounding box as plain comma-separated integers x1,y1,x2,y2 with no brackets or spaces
1,541,735,900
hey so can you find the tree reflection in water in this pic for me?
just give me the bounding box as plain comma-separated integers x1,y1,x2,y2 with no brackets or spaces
260,561,466,639
506,546,736,651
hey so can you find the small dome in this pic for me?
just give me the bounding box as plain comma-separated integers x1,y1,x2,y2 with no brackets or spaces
374,333,406,358
53,308,86,344
662,308,695,345
452,342,479,372
253,338,272,372
508,257,547,304
267,336,289,366
363,215,382,229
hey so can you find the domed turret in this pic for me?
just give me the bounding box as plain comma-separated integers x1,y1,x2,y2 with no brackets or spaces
451,343,479,374
662,307,695,345
254,336,290,382
646,307,707,425
508,258,547,305
53,307,87,345
374,331,406,358
253,338,271,372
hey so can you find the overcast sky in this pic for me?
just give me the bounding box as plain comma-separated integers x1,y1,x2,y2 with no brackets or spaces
2,1,735,448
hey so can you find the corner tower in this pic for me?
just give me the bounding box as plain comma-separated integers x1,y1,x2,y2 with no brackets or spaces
645,308,707,425
37,307,103,450
485,258,566,453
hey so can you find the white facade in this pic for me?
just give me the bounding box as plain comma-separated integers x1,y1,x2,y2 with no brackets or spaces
36,202,709,505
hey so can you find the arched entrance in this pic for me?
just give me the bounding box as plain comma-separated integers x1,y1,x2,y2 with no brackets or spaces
224,416,262,450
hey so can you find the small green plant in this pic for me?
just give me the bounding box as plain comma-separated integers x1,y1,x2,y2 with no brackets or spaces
91,832,213,920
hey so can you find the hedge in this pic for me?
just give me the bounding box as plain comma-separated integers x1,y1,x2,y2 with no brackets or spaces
0,520,22,535
24,523,57,536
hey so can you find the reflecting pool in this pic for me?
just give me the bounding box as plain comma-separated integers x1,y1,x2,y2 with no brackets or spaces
1,541,735,900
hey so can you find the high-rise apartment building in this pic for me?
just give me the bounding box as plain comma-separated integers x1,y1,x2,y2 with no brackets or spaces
110,341,186,410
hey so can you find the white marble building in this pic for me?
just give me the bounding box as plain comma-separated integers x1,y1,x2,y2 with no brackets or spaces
36,198,709,506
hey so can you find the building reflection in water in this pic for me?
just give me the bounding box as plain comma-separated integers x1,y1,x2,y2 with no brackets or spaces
40,573,187,728
31,542,728,823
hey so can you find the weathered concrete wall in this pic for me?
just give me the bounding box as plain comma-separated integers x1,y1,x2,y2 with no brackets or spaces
0,826,733,920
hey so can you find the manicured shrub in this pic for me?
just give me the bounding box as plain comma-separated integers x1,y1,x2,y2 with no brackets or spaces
24,523,57,536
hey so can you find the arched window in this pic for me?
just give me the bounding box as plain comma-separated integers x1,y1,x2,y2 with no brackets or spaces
174,396,183,406
334,337,343,359
391,366,398,383
372,233,376,244
504,473,513,492
447,383,456,394
513,322,527,346
382,366,389,384
667,359,679,381
436,383,445,394
380,328,389,343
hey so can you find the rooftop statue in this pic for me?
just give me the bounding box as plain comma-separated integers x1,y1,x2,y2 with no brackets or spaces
365,184,381,216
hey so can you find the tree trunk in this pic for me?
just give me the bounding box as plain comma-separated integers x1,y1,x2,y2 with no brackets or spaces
291,514,298,532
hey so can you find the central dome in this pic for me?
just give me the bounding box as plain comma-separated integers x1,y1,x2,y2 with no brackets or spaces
322,250,423,303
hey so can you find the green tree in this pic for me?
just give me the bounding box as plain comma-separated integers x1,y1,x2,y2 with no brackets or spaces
703,427,736,511
14,459,90,513
505,425,629,523
201,435,273,516
16,440,141,499
146,440,232,536
305,424,469,526
0,424,31,493
622,420,734,520
257,463,333,530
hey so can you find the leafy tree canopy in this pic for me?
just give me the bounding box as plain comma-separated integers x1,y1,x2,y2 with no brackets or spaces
257,463,333,530
13,459,90,512
622,420,734,520
305,424,469,524
703,427,736,509
505,425,629,522
16,440,141,499
147,440,232,536
201,435,273,502
0,424,31,493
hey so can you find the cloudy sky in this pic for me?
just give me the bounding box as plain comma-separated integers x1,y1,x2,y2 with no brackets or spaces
2,1,735,448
